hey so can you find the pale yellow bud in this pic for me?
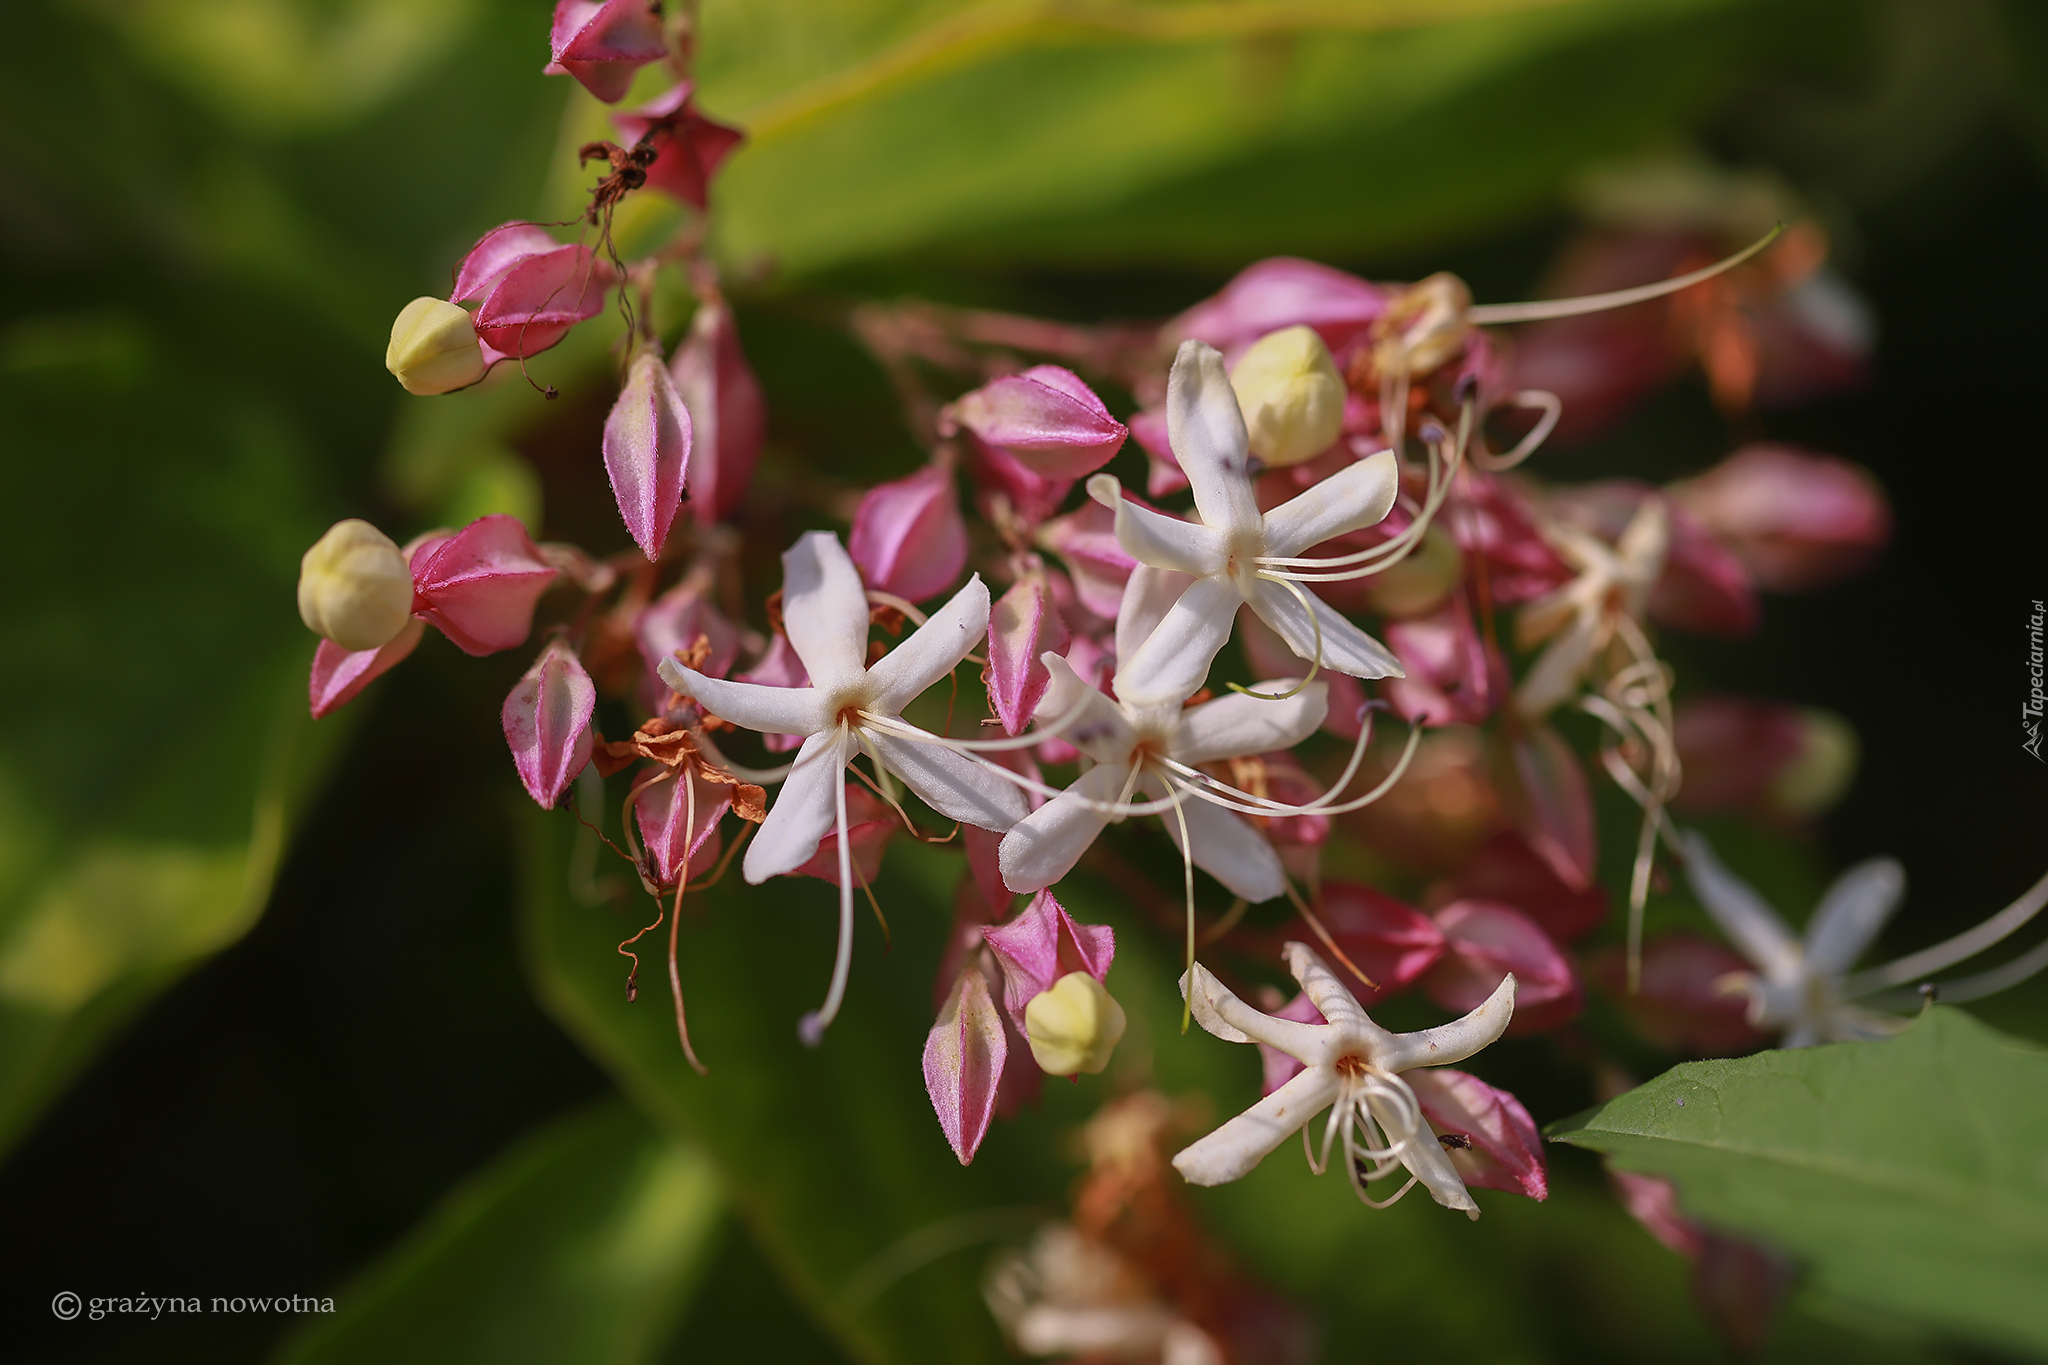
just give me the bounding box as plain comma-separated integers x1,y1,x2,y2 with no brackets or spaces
298,519,414,652
1024,971,1127,1076
1230,325,1345,467
1769,708,1858,817
1363,524,1459,619
386,297,486,396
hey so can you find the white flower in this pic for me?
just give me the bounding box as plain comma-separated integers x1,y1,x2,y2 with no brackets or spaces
1513,495,1668,720
659,531,1026,1040
1174,943,1515,1219
1682,831,2048,1048
1088,339,1404,707
997,655,1326,904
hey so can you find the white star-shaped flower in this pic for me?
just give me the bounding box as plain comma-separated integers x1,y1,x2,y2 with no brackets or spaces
659,531,1026,1040
1682,831,2048,1048
1512,495,1668,720
1088,339,1404,707
1175,943,1516,1219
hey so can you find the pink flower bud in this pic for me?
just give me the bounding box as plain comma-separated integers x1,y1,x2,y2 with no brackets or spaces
848,463,968,602
308,620,425,719
1125,407,1188,498
1407,1067,1547,1200
1383,596,1497,727
1668,444,1890,592
545,0,666,104
1035,501,1135,621
466,238,615,361
1168,257,1386,355
735,632,809,753
614,83,745,210
1446,831,1608,944
450,223,565,304
981,889,1114,1036
923,958,1008,1164
635,769,730,889
1503,723,1597,893
986,574,1069,736
1292,882,1445,1007
670,300,765,524
502,639,596,809
411,515,559,656
1422,899,1583,1034
604,347,693,561
1591,931,1763,1055
950,366,1127,480
636,578,741,693
964,438,1072,529
792,785,895,884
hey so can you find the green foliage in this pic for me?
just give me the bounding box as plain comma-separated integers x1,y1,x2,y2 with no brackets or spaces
278,1100,724,1365
1550,1008,2048,1356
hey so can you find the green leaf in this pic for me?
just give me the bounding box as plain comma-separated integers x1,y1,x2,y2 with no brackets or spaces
276,1101,724,1365
1548,1008,2048,1355
688,0,1795,277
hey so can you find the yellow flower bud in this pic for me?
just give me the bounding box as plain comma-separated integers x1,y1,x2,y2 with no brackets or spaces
1363,524,1460,619
386,297,486,396
298,519,414,652
1230,325,1345,468
1769,708,1858,817
1023,971,1127,1076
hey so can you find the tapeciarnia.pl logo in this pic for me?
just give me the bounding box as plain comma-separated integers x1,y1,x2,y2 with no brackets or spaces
2026,598,2045,762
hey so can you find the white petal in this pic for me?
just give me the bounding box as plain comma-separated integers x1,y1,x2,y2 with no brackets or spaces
1245,577,1403,680
998,762,1131,893
1166,340,1262,538
866,574,990,715
1110,495,1227,577
1038,653,1133,766
744,729,853,883
1170,683,1327,766
863,726,1027,832
1149,777,1287,904
1115,564,1193,669
1510,613,1601,719
1372,1096,1477,1216
1280,943,1391,1042
1181,961,1325,1056
657,662,829,736
1171,1067,1338,1186
1803,857,1905,977
1380,973,1516,1072
1680,832,1802,984
1260,450,1401,558
781,531,871,694
1112,575,1241,706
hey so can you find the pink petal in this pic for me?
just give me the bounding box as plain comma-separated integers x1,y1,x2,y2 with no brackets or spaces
1168,257,1387,354
603,348,693,560
964,437,1072,529
1422,899,1583,1034
735,633,809,754
962,823,1013,923
847,463,968,602
1257,991,1327,1095
1312,882,1446,1005
1669,444,1891,593
1504,723,1597,893
1610,1167,1704,1259
671,300,766,525
981,888,1114,1033
923,959,1008,1164
1670,696,1807,817
791,784,894,884
634,769,731,889
472,245,615,359
502,639,596,809
411,515,559,656
308,619,424,719
548,0,667,103
1036,501,1136,621
952,366,1127,480
451,222,565,304
1440,475,1573,607
614,82,746,211
986,575,1069,736
1127,406,1187,498
1383,595,1498,726
1590,931,1764,1055
636,579,741,692
1445,830,1608,944
1407,1067,1547,1200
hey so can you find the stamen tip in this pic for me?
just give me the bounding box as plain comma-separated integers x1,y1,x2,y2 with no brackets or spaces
797,1012,828,1048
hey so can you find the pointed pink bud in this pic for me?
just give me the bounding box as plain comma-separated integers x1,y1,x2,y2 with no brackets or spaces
604,347,693,560
450,223,565,304
613,82,745,211
848,463,969,602
411,515,559,656
981,889,1114,1034
471,244,615,361
1035,501,1136,621
1669,696,1807,817
923,959,1008,1164
1383,596,1497,726
735,633,809,753
1446,831,1608,944
636,579,741,687
308,619,425,719
546,0,666,103
1422,899,1583,1034
1126,407,1188,498
671,300,765,524
986,574,1069,736
502,639,596,809
792,785,895,884
1442,476,1572,607
1610,1167,1704,1259
1406,1067,1547,1200
964,437,1072,529
1504,723,1597,892
1591,931,1763,1055
1669,444,1890,592
635,770,731,889
1168,257,1387,355
951,366,1127,480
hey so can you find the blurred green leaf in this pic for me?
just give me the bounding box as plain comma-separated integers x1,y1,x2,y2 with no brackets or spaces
277,1100,724,1365
1549,1008,2048,1355
692,0,1793,276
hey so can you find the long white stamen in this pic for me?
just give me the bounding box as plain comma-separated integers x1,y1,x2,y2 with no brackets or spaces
1840,867,2048,996
1256,428,1457,573
860,688,1095,753
1229,573,1322,701
691,727,795,785
797,731,856,1047
1904,933,2048,1004
1473,390,1562,473
1166,776,1198,1033
1464,226,1784,325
